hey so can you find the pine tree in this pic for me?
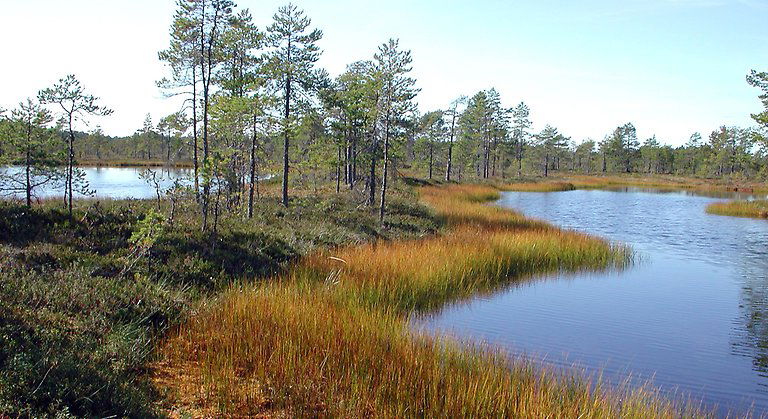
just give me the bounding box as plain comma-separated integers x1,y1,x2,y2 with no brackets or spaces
0,99,64,206
38,75,112,217
374,38,418,224
444,96,466,182
416,111,446,180
747,70,768,150
158,0,204,194
536,125,567,177
265,3,325,206
512,102,531,177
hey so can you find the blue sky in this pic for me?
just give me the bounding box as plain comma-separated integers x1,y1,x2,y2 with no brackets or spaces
1,0,766,145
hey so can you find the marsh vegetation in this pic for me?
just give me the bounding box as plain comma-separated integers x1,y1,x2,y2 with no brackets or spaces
1,0,767,417
707,199,768,219
0,182,438,417
155,184,714,418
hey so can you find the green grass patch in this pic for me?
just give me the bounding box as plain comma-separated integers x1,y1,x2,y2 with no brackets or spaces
706,199,768,219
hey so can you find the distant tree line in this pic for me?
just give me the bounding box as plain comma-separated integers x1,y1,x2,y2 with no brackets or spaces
1,0,767,227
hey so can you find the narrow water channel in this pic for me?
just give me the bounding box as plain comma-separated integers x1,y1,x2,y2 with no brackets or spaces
414,188,768,415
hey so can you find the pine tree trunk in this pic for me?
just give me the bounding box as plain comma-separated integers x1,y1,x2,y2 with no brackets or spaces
344,130,349,185
445,112,456,181
368,138,376,206
351,133,357,189
491,136,497,177
67,116,74,218
336,144,341,193
192,65,199,197
25,123,32,208
200,9,210,231
281,51,292,206
379,112,391,225
428,142,433,180
484,138,489,179
248,114,257,219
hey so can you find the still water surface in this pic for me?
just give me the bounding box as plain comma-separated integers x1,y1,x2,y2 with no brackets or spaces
2,166,192,200
415,188,768,415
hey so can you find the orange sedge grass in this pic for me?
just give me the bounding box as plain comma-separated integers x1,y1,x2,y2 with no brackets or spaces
566,174,767,194
498,181,576,192
153,183,711,417
158,285,707,418
706,199,768,219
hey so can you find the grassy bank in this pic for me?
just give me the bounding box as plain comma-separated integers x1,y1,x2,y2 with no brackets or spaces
0,187,437,417
565,174,768,194
707,199,768,219
153,184,707,417
499,180,577,192
467,173,768,195
498,174,768,221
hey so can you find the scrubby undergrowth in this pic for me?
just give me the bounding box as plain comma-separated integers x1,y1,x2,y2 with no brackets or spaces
0,186,438,418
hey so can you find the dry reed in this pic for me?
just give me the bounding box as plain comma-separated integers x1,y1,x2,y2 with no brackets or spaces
154,183,711,418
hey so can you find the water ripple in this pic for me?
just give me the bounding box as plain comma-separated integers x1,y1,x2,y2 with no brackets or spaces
415,188,768,416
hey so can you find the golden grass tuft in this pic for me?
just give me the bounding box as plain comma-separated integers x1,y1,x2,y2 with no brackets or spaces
499,181,576,192
706,199,768,219
154,182,710,417
302,184,630,314
160,285,704,418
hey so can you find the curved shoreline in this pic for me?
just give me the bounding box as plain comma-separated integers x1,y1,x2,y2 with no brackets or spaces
153,183,711,417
